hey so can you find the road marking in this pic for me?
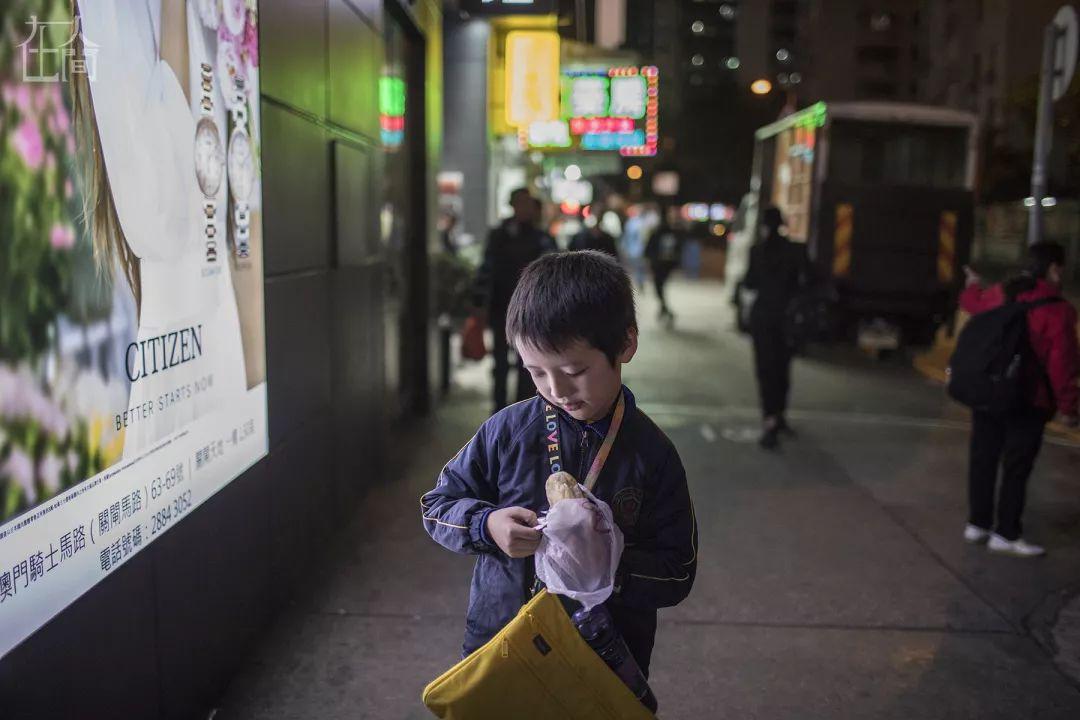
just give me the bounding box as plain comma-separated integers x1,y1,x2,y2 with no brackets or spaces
699,423,717,443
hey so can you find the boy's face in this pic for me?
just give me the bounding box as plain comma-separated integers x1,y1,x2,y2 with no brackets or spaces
518,331,638,424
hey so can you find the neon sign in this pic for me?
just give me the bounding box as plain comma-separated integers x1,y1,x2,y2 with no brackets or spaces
525,120,572,148
505,31,561,128
379,76,405,149
609,75,647,119
525,65,659,155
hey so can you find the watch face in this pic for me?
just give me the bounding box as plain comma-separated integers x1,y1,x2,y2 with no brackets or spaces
227,127,255,203
194,117,225,198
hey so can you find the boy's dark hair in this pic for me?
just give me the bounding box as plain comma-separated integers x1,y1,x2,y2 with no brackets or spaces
1004,241,1066,299
506,250,637,365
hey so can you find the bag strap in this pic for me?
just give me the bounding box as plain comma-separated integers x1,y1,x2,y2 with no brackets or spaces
1018,297,1066,404
543,392,626,492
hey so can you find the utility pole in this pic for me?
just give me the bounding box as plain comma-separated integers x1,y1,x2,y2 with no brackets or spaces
1029,5,1078,246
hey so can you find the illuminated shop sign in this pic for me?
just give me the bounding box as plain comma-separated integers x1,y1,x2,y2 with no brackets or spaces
525,66,658,156
527,120,572,148
379,75,406,148
505,31,560,128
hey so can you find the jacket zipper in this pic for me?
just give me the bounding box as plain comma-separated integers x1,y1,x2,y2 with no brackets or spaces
579,428,590,481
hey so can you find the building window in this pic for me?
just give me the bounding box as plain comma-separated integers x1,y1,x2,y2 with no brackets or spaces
870,13,893,32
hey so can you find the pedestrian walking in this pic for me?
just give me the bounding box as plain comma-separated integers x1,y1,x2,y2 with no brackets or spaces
569,207,620,258
644,206,686,325
742,206,809,449
958,242,1079,557
620,206,650,289
473,188,557,414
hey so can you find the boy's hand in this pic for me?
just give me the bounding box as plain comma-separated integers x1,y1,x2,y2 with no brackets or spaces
486,507,542,558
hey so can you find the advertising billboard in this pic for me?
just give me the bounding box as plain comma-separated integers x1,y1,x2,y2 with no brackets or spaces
0,0,268,657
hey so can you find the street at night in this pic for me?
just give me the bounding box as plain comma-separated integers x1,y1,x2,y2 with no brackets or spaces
217,280,1080,718
5,1,1080,718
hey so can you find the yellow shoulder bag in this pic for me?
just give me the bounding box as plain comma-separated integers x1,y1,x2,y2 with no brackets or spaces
425,394,651,718
422,589,655,719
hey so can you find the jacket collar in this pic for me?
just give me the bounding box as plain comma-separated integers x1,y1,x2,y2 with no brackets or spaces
550,385,635,439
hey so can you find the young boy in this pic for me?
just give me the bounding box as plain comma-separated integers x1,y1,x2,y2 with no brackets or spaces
421,250,698,676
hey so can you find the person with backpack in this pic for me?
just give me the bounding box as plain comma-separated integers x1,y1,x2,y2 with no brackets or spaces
955,242,1079,557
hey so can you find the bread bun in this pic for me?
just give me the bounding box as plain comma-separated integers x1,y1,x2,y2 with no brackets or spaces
545,471,583,506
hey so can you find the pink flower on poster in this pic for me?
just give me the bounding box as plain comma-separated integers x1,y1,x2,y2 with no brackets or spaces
3,449,36,504
11,118,44,170
242,14,259,67
50,223,75,250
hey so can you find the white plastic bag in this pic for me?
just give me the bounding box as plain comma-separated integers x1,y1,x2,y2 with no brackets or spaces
534,485,624,610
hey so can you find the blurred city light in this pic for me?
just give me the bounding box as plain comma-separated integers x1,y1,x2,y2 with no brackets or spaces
751,79,773,95
725,56,740,70
691,20,704,33
627,164,643,180
1021,196,1061,208
564,164,582,181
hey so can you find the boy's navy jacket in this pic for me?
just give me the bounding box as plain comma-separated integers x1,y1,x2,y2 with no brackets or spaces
421,386,697,674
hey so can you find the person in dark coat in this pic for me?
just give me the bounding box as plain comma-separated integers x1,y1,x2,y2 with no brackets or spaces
959,242,1079,557
742,206,809,449
473,188,557,413
644,206,687,324
569,207,620,259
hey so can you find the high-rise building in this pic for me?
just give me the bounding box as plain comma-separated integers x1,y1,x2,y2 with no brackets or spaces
623,0,782,202
797,0,922,103
920,0,1060,144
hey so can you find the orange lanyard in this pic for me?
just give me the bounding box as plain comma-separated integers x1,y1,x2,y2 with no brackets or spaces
543,392,625,491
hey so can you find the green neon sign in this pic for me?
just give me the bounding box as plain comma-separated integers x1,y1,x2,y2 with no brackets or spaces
379,76,406,116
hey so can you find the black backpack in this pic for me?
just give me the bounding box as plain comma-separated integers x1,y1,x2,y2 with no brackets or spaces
946,297,1062,416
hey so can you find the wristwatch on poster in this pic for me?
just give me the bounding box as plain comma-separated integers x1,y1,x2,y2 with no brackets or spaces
227,77,255,259
193,62,225,263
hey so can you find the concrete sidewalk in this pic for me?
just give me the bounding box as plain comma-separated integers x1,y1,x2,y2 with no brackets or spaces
217,279,1080,719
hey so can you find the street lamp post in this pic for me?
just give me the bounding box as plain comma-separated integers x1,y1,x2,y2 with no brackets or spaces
1029,5,1078,246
